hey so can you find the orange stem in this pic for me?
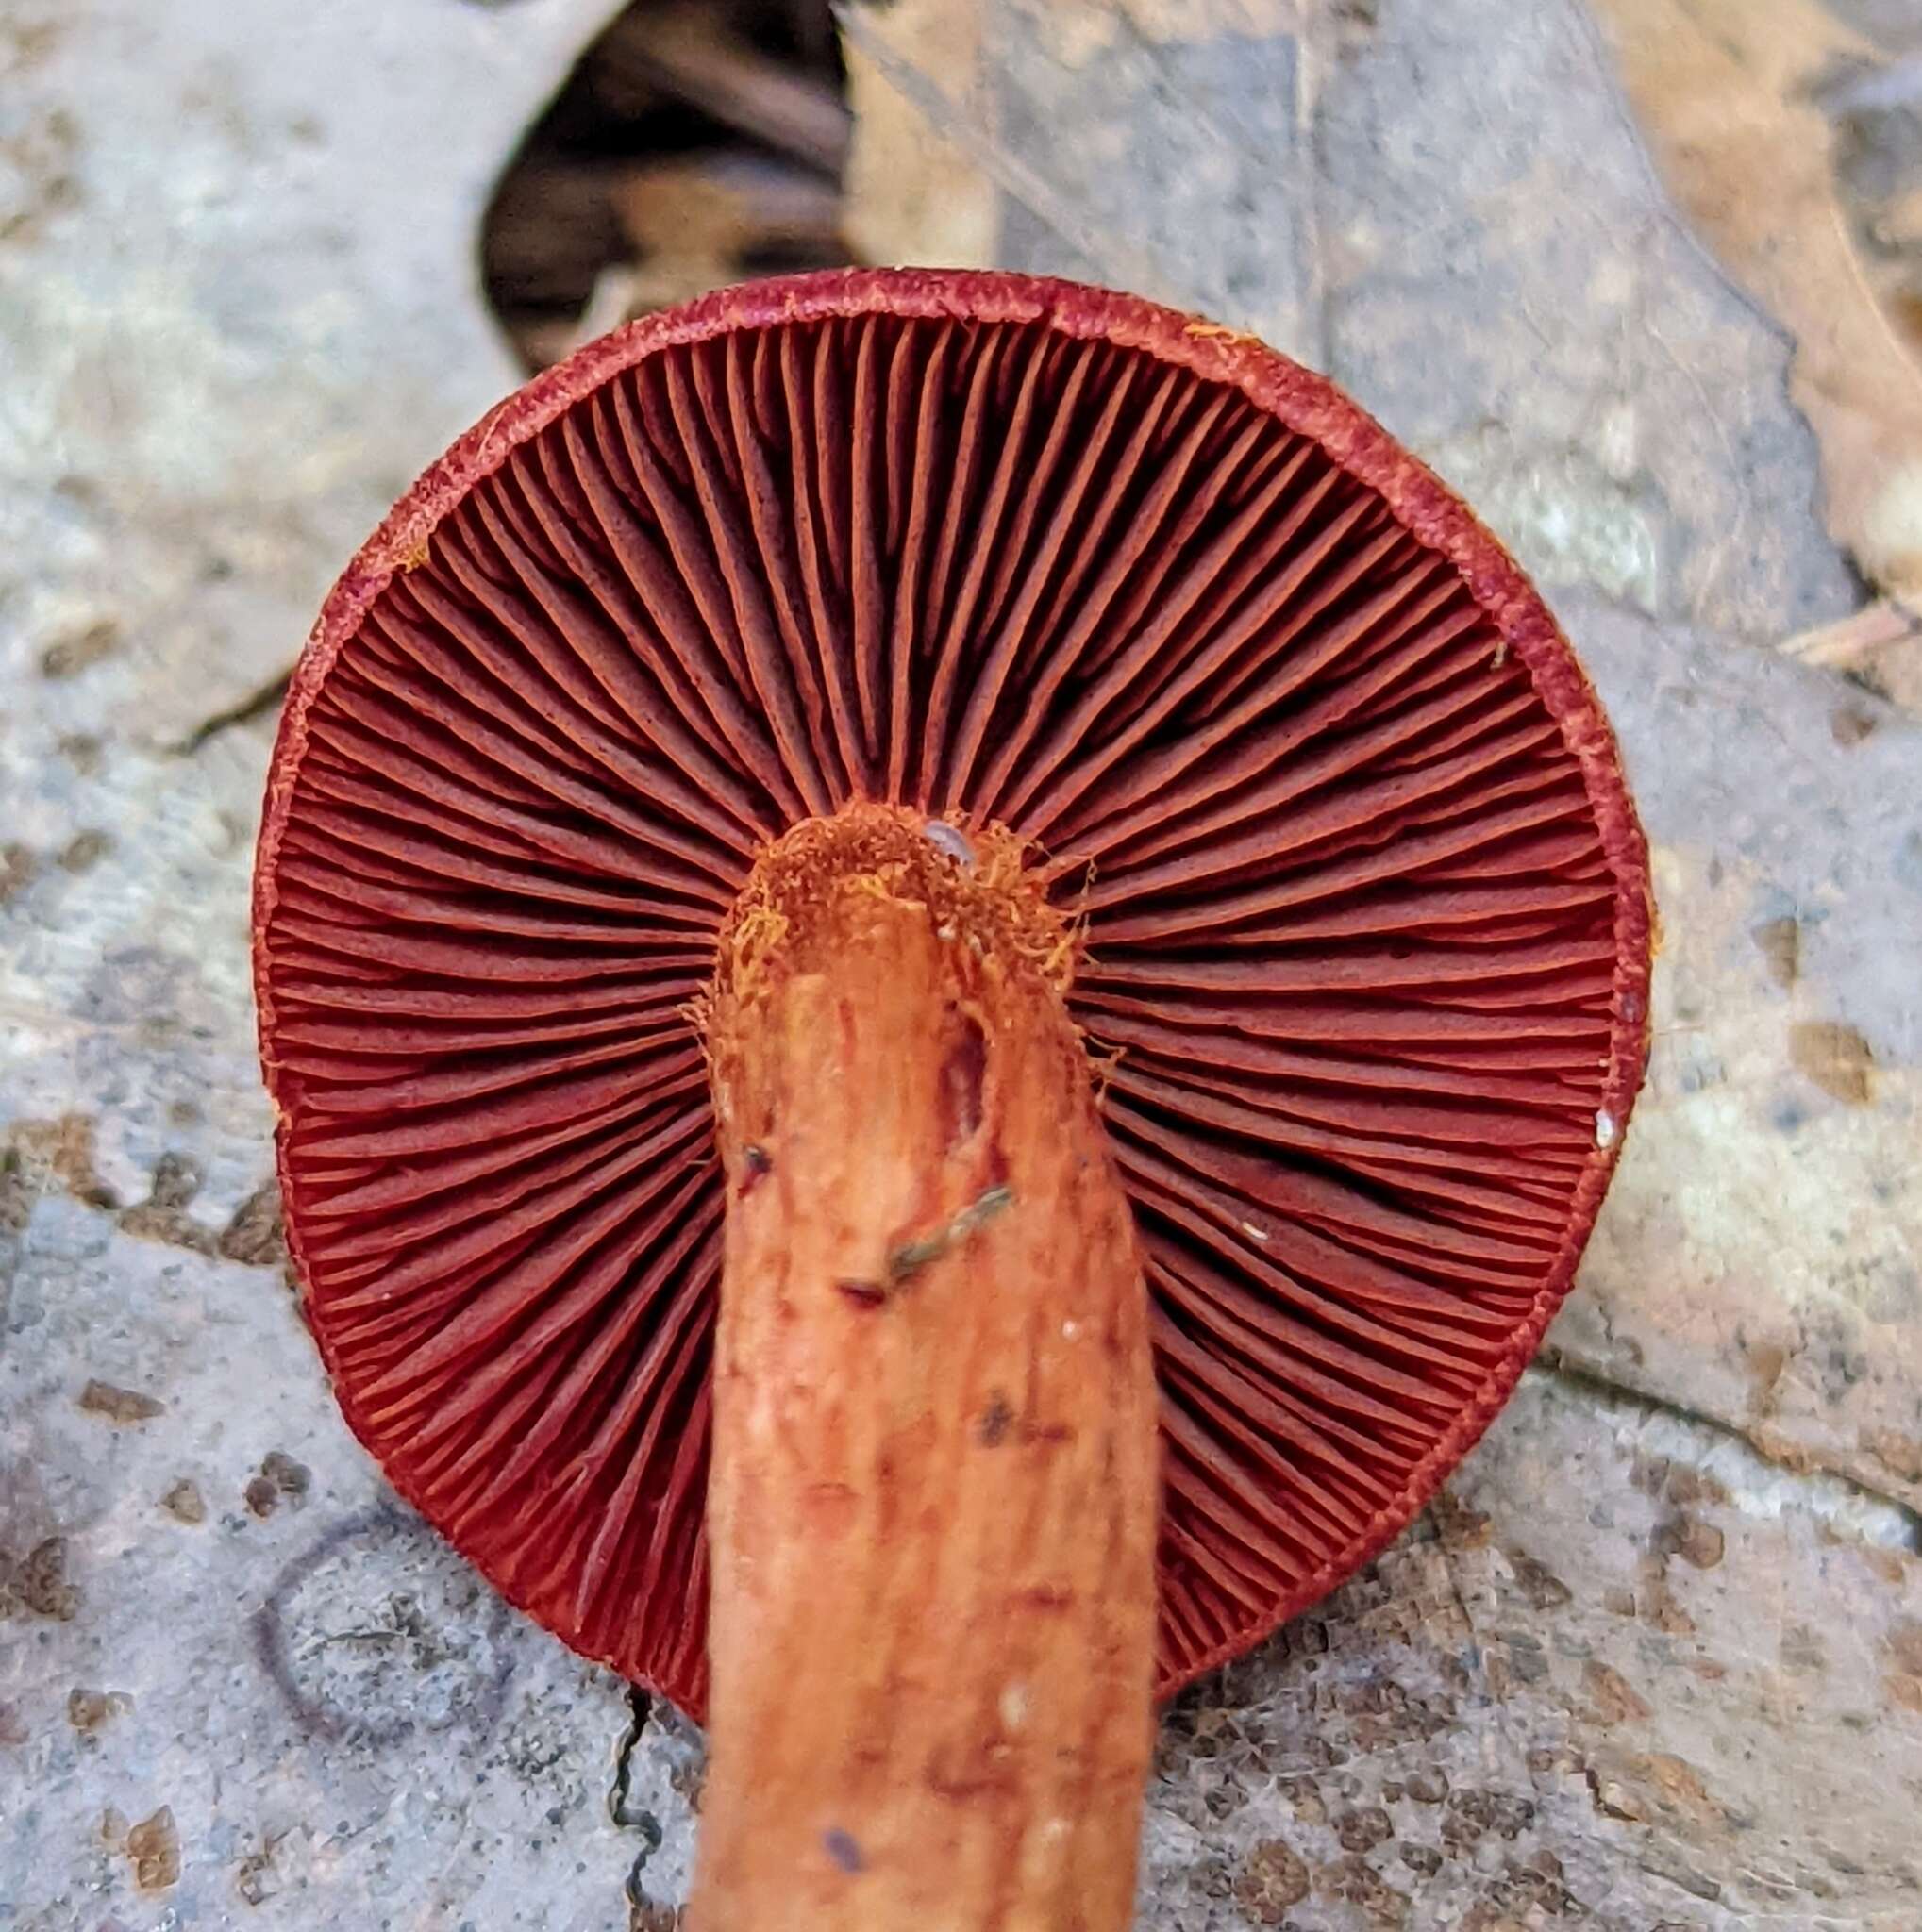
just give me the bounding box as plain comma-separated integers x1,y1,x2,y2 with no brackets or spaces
693,808,1159,1932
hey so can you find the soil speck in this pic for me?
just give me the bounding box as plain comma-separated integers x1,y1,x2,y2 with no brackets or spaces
78,1379,165,1424
58,828,111,873
68,1687,131,1733
1236,1839,1311,1921
0,842,36,906
1751,913,1800,988
160,1477,207,1524
1789,1020,1877,1105
1583,1659,1651,1726
40,616,120,679
8,1535,80,1620
218,1181,286,1265
125,1806,180,1891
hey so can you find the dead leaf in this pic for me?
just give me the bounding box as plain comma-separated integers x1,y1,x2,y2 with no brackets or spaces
611,154,841,267
838,0,998,270
522,154,848,365
1590,0,1922,596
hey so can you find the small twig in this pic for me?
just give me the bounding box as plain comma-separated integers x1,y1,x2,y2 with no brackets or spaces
598,3,851,175
885,1183,1014,1287
1778,594,1920,671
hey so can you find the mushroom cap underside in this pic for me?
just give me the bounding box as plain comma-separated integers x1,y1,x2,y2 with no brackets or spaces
254,269,1653,1718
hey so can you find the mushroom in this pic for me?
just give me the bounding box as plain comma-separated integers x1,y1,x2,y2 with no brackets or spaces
254,269,1651,1931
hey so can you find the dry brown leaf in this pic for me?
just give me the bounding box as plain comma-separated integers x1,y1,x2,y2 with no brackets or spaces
837,0,997,270
1590,0,1922,596
610,154,841,264
532,156,845,364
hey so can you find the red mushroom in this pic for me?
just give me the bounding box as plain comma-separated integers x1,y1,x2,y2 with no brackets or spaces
254,269,1650,1931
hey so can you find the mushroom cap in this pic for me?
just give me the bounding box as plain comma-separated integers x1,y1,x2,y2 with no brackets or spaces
255,269,1652,1717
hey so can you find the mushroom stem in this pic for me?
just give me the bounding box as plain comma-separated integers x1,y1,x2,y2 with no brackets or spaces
694,806,1159,1932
